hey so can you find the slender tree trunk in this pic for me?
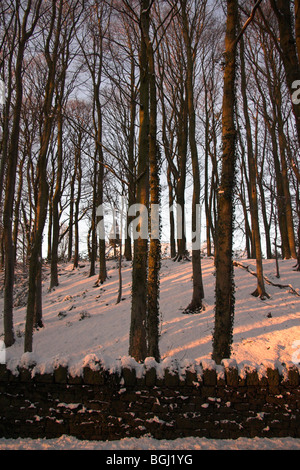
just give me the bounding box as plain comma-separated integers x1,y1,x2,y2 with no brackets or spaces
124,51,136,262
270,0,300,149
204,86,212,257
239,32,269,299
3,9,30,347
254,57,291,259
34,246,43,328
256,120,272,259
295,0,300,62
25,152,49,352
24,0,62,353
68,171,75,262
295,192,300,271
181,0,204,312
73,136,82,269
89,153,98,277
157,54,177,260
167,165,176,258
0,8,15,273
237,122,255,257
270,122,291,259
95,99,107,284
50,104,63,288
212,0,238,364
275,90,297,259
238,179,252,258
175,96,188,261
12,155,25,261
47,189,53,261
116,196,124,304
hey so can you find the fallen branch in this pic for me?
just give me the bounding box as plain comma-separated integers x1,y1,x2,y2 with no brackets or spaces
233,261,300,297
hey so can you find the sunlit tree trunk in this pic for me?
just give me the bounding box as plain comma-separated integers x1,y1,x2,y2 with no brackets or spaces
129,0,150,362
145,9,161,362
270,0,300,151
212,0,238,364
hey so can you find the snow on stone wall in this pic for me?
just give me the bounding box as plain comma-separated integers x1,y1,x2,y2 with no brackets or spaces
0,357,299,441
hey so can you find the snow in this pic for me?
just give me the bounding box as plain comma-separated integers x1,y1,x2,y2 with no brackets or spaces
0,434,300,450
1,256,300,450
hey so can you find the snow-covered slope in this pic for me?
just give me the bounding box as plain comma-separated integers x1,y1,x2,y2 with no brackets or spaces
1,257,300,450
1,257,299,375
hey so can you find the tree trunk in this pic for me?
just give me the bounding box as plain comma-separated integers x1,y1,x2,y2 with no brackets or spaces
24,0,63,353
95,100,107,284
167,165,176,258
145,15,161,362
270,0,300,150
50,104,63,288
89,152,98,277
124,51,136,262
253,55,291,259
25,154,49,352
275,89,297,259
73,136,82,269
34,246,43,329
239,32,269,299
12,155,25,261
256,121,272,259
204,86,213,257
212,0,238,364
129,0,150,362
181,0,204,313
270,122,291,259
175,95,188,261
68,170,75,262
3,5,31,347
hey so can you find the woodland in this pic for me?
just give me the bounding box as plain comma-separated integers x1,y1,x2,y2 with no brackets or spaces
0,0,300,367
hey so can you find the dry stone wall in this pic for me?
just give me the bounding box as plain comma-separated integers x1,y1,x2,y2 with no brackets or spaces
0,359,299,441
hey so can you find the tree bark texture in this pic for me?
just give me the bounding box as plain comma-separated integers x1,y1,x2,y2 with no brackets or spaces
212,0,238,364
129,0,150,362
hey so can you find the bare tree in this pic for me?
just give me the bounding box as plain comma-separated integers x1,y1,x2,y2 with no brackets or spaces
24,0,65,352
239,26,269,299
212,0,263,364
2,0,42,347
50,0,83,288
128,0,150,362
212,0,239,364
180,0,205,313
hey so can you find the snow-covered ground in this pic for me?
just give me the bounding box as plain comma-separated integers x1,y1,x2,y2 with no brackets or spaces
1,256,300,450
1,434,300,450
